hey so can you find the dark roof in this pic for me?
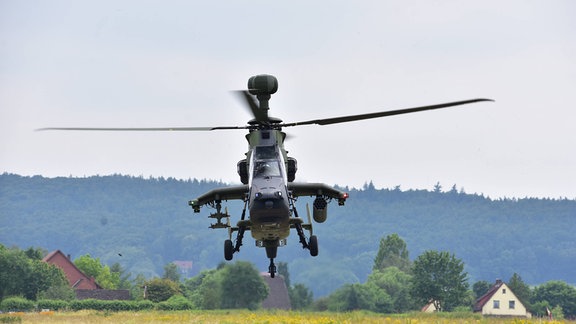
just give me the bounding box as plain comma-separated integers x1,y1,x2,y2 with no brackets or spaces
473,280,504,312
76,289,131,300
260,273,291,310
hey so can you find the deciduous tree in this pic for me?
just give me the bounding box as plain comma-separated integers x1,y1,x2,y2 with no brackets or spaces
145,277,181,303
0,244,71,301
74,254,120,289
220,261,268,310
327,283,392,313
368,266,414,312
289,283,313,310
373,234,411,272
411,250,469,311
532,280,576,318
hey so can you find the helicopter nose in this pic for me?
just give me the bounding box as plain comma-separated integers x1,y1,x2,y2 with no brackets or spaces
255,190,283,200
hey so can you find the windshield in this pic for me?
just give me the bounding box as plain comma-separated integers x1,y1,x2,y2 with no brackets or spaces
253,160,281,178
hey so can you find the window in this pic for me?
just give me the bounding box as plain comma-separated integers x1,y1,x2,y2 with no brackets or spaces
502,288,506,294
493,300,500,309
253,161,281,178
509,300,515,309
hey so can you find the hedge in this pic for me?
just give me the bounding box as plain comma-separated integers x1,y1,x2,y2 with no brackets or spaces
0,297,35,312
0,297,188,312
37,299,69,311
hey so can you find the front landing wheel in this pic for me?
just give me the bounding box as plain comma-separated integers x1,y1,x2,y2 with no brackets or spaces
309,235,318,257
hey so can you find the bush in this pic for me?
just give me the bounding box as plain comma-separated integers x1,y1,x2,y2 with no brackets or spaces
37,299,69,311
0,297,35,312
156,295,194,311
144,278,181,303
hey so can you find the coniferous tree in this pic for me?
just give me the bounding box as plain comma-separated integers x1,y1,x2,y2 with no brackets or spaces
508,273,532,309
163,263,181,282
472,280,491,300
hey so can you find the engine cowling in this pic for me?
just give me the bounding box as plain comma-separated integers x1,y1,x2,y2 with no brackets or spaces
287,157,297,182
237,159,248,184
312,196,328,223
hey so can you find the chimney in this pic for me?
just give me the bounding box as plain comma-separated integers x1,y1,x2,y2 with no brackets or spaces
496,279,502,285
67,254,71,260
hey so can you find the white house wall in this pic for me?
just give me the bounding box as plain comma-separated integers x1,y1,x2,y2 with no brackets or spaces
482,283,529,317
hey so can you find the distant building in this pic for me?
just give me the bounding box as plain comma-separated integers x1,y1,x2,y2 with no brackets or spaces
260,273,291,310
473,279,531,318
421,301,439,313
43,250,102,289
173,260,193,278
43,250,130,300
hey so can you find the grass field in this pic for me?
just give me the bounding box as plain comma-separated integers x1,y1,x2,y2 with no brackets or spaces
1,310,573,324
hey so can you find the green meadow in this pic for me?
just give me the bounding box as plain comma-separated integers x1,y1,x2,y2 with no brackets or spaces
1,310,572,324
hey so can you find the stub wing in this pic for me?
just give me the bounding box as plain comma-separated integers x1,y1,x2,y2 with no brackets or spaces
288,183,348,205
189,185,249,212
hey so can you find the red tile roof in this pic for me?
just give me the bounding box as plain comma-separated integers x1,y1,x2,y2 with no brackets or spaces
43,250,102,289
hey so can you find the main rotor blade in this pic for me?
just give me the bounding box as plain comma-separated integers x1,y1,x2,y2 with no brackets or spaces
281,98,494,127
233,90,267,122
36,126,248,131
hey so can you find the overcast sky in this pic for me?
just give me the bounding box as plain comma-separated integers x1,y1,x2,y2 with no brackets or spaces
1,1,574,199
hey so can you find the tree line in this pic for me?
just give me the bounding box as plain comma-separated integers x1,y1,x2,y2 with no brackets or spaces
2,237,576,318
1,173,575,299
319,234,576,319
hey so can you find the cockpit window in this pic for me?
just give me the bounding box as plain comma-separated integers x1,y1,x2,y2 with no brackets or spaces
253,160,281,178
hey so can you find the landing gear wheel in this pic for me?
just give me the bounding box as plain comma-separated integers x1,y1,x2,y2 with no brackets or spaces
309,235,318,257
269,259,276,278
224,239,234,261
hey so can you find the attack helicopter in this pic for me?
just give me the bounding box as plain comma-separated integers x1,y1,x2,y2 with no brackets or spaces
39,74,492,277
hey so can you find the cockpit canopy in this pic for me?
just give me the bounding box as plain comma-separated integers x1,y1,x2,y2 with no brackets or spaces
250,146,284,180
253,160,281,178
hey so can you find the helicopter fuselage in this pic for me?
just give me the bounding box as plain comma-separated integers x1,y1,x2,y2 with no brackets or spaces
245,129,292,244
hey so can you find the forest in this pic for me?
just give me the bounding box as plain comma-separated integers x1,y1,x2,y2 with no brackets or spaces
1,173,575,299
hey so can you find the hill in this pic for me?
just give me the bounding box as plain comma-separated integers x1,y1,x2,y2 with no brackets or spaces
1,173,574,297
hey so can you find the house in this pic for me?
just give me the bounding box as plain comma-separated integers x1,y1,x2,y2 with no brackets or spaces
173,260,193,278
473,279,531,318
421,301,439,313
260,273,291,310
43,250,101,289
43,250,130,300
